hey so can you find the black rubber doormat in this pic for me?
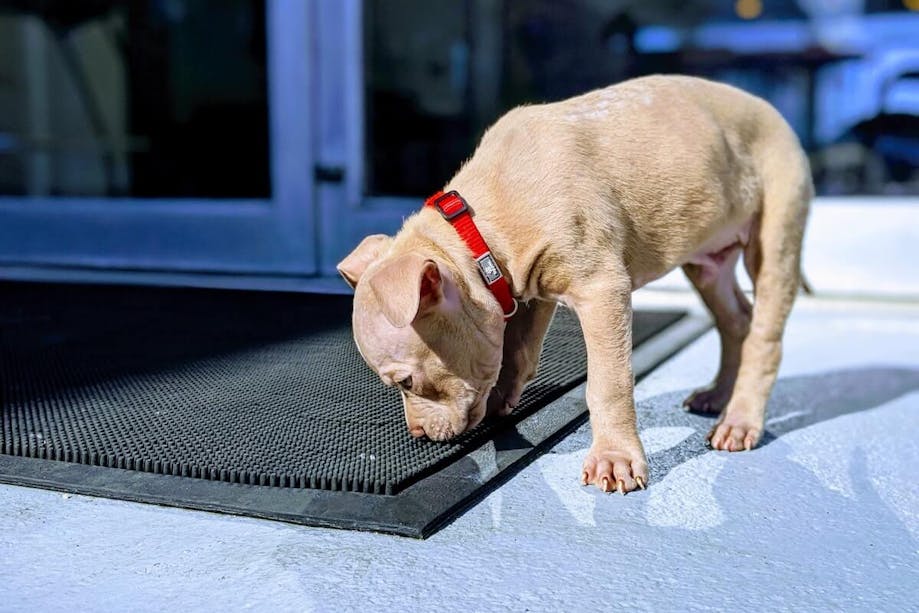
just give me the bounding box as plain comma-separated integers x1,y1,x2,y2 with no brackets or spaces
0,282,704,537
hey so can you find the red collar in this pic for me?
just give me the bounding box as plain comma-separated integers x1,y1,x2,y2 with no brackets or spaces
424,190,518,320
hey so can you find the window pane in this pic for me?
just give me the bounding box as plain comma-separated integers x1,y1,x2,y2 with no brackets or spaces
0,0,268,198
363,0,472,197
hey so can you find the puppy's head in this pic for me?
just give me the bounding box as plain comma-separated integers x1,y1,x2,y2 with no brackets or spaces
338,235,505,441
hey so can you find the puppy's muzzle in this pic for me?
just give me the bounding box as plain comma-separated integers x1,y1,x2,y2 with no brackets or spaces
406,392,488,441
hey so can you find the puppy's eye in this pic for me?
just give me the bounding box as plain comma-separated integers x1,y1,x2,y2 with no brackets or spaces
397,376,413,391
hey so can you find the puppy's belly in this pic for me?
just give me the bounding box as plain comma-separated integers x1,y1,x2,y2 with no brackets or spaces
684,217,754,282
632,216,754,289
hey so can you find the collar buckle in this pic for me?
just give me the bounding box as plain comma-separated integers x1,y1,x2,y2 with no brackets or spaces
430,190,469,221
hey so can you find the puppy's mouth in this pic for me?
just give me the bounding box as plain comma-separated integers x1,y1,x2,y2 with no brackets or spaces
408,390,489,442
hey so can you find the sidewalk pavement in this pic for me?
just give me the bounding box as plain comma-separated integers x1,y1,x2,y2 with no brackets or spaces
1,292,917,612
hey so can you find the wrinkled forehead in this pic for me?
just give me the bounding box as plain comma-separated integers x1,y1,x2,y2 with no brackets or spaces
352,287,427,369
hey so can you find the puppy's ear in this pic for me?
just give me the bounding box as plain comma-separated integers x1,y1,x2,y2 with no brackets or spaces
337,234,392,288
368,254,448,328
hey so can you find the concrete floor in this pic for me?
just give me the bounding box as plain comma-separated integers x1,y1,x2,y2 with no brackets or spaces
1,292,917,612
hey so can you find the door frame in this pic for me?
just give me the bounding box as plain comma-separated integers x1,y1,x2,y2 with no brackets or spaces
313,0,419,277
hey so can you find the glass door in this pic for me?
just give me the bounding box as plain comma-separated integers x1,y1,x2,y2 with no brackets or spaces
314,0,472,276
0,0,316,278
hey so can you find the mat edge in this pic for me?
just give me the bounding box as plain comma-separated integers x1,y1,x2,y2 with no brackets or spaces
0,312,711,539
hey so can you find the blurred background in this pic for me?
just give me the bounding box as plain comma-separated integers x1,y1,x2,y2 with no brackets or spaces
0,0,916,284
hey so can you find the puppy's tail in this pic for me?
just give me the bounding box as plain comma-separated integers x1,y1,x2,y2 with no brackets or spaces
800,271,814,295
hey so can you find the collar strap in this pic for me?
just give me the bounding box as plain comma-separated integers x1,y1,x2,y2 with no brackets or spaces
424,190,518,320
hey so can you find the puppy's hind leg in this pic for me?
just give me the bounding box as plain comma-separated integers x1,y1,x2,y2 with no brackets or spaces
682,245,751,413
708,151,811,452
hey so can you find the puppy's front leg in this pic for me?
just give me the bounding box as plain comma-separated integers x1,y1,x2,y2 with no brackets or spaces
488,299,557,416
572,277,648,494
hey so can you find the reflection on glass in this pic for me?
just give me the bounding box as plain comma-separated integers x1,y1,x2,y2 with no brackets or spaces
364,0,919,197
0,0,269,198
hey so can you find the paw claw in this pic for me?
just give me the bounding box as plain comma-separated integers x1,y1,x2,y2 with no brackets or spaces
582,445,647,495
743,430,759,451
635,476,645,490
581,471,589,486
709,419,763,453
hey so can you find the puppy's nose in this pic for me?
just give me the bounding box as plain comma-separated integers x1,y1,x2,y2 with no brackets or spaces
407,419,456,442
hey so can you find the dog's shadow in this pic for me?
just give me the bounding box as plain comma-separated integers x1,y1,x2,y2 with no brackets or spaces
641,366,919,483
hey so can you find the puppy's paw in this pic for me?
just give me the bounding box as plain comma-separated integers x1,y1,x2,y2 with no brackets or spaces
683,384,732,414
486,387,518,417
580,445,648,495
707,415,763,452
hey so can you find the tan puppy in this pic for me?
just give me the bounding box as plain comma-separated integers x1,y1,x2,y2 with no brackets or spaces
338,75,811,494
